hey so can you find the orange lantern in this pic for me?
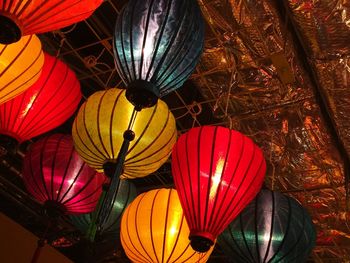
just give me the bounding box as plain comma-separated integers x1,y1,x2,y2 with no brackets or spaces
0,0,103,44
0,35,44,104
120,188,214,262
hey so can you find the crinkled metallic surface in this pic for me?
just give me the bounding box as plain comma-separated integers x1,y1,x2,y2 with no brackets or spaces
195,0,349,260
284,0,350,186
285,0,350,59
313,56,350,159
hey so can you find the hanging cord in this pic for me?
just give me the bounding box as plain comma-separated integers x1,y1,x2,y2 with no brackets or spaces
87,107,138,241
30,220,51,263
86,183,108,242
55,37,66,58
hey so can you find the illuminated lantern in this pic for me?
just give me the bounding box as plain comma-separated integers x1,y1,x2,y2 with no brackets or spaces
22,134,105,215
172,126,266,252
0,53,82,143
0,0,103,44
120,188,214,262
72,88,177,179
114,0,205,109
0,35,44,104
70,179,137,238
218,189,316,263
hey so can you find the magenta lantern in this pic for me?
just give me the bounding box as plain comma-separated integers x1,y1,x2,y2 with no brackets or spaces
22,134,105,215
172,126,266,252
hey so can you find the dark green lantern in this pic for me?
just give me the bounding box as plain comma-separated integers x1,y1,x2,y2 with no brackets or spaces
218,189,316,263
70,179,137,239
113,0,205,109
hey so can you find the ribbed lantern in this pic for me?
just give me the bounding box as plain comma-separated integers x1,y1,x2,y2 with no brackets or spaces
172,126,266,252
70,179,137,238
0,34,44,104
72,88,177,179
22,134,105,215
120,188,214,263
218,189,316,263
114,0,205,109
0,52,82,143
0,0,103,44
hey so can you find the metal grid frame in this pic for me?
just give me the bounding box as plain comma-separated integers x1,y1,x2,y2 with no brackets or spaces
0,0,349,262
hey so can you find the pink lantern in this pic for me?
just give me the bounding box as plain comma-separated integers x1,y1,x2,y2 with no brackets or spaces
22,134,105,215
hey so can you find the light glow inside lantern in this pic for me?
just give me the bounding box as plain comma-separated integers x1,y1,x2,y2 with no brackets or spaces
0,35,44,104
218,189,316,263
114,0,205,108
172,126,266,252
72,88,177,179
0,0,103,44
0,52,81,142
22,134,105,215
120,188,214,262
70,179,137,237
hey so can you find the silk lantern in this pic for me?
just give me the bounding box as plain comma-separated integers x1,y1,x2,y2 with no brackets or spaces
72,88,176,229
0,34,44,104
172,126,266,252
120,188,214,263
70,179,137,239
22,134,105,215
218,189,316,263
0,52,82,143
0,0,103,44
114,0,205,109
72,88,176,179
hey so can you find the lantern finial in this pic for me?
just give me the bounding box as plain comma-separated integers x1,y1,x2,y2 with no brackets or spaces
43,200,67,218
126,80,159,109
103,161,117,178
190,236,214,253
0,15,21,44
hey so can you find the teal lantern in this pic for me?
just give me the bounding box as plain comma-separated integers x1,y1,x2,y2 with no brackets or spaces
218,189,316,263
114,0,205,109
70,179,137,239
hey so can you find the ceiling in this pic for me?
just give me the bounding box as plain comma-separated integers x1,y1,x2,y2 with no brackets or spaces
1,0,350,262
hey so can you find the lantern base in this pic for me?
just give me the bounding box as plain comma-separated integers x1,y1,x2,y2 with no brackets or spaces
0,134,19,156
0,15,21,44
190,236,214,253
103,161,118,178
126,80,159,110
43,200,67,218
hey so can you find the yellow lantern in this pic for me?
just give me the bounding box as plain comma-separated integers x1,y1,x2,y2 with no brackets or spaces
0,35,44,104
120,188,214,262
72,88,177,179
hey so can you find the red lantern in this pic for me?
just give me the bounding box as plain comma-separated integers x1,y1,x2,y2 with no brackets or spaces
22,134,105,215
0,0,103,44
0,53,82,143
172,126,266,252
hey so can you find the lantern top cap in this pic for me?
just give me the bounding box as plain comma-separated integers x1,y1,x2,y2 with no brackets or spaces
0,15,21,44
